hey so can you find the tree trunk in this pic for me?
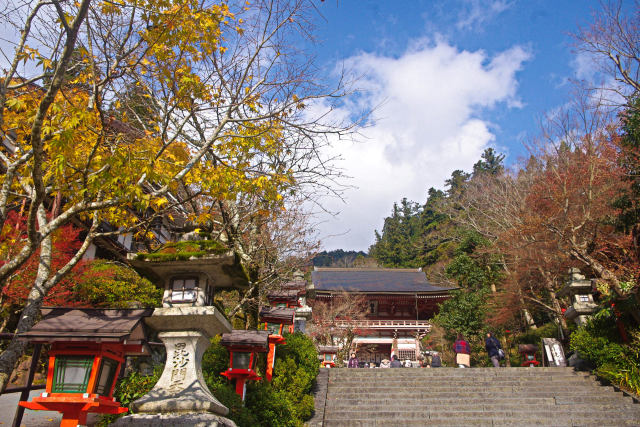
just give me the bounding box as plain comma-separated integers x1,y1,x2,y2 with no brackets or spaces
0,207,51,392
539,269,569,336
518,289,537,329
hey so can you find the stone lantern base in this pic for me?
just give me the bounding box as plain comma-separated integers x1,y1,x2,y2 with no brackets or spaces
114,307,236,427
113,412,236,426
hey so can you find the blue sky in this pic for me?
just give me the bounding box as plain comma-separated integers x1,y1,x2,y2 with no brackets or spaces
308,0,617,252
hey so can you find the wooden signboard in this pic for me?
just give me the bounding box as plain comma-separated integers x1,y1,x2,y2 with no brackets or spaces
541,338,566,367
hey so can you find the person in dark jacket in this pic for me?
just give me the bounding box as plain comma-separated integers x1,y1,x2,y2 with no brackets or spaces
347,352,359,368
390,355,403,368
485,332,502,367
430,351,442,367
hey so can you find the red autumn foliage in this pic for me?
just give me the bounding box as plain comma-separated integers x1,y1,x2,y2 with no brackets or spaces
0,211,89,308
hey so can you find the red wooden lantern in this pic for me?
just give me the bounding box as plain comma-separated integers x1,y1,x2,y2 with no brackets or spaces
18,308,151,427
220,330,269,401
259,307,294,381
519,344,540,367
266,289,302,333
317,346,339,368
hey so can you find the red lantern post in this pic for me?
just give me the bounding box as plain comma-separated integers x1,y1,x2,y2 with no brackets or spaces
220,330,270,401
518,344,540,367
17,308,152,427
317,346,339,368
259,307,295,381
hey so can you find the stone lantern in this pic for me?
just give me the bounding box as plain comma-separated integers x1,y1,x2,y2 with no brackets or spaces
259,307,294,381
18,308,152,427
220,330,270,401
115,237,249,426
558,268,598,326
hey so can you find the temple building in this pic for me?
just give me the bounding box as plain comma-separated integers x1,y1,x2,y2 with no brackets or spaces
309,267,454,365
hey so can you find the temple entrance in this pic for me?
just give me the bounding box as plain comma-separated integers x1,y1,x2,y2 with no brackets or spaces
352,337,420,366
354,344,391,367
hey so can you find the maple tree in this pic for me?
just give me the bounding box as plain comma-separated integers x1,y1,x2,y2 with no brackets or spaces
307,291,369,362
0,0,353,390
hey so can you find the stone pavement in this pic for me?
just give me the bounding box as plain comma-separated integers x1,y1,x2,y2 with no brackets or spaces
0,390,99,427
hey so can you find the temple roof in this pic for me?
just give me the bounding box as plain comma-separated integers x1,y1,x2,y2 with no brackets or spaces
311,268,454,294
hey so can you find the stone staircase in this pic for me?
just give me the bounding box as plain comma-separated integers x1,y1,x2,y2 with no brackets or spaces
309,367,640,426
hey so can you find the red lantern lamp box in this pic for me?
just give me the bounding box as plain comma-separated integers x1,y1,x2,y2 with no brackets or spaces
317,345,339,368
220,330,270,400
18,307,152,427
518,344,540,367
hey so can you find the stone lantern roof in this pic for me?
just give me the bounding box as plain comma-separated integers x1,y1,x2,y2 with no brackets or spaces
128,237,249,290
557,268,594,297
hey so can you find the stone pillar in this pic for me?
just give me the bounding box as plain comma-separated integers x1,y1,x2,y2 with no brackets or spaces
114,307,236,427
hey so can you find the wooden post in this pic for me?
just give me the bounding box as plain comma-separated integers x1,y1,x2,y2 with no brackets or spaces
12,343,41,427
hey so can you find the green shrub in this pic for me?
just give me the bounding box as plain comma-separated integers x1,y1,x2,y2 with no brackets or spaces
203,332,319,427
75,260,162,308
102,333,319,427
570,321,640,396
98,365,162,426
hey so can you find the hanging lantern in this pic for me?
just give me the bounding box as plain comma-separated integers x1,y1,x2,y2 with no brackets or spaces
220,330,269,401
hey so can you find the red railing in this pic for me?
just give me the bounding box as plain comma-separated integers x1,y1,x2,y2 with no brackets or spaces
333,319,432,330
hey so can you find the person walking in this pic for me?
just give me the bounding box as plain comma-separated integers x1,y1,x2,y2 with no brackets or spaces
485,332,502,367
454,333,471,368
347,352,359,368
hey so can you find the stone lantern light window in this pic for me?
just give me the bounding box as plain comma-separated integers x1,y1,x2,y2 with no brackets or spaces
171,277,198,302
578,295,590,303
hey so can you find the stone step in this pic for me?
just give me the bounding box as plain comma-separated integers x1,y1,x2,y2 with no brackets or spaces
323,409,640,420
322,417,640,427
329,372,593,380
329,367,582,375
326,384,615,394
327,392,621,402
327,378,597,386
317,368,639,426
326,397,635,408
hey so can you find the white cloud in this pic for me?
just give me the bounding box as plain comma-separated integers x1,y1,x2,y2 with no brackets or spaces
456,0,513,31
315,39,530,251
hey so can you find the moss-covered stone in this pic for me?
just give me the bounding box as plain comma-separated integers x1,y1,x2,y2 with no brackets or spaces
135,240,229,262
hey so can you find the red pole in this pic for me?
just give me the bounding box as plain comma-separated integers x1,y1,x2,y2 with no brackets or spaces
266,342,276,382
60,407,87,427
235,378,246,401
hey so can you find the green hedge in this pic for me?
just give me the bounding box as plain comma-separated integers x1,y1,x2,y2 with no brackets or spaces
569,313,640,396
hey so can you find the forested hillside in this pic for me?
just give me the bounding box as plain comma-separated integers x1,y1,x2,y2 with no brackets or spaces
312,250,374,267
